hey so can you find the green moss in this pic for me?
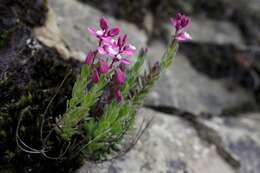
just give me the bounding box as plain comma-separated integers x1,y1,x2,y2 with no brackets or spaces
0,26,17,49
0,27,82,172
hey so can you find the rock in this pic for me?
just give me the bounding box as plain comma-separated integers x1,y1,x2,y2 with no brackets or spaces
48,0,147,62
199,113,260,173
78,108,235,173
144,40,255,115
189,17,245,46
163,17,245,46
33,8,71,59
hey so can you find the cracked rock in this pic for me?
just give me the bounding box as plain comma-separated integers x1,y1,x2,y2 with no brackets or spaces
48,0,147,62
78,108,235,173
144,40,255,115
199,113,260,173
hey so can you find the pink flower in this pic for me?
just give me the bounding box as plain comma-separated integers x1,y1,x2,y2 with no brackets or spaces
108,28,120,37
100,17,109,30
98,35,136,64
175,32,192,41
170,13,190,32
170,13,192,42
98,60,109,74
85,17,138,102
115,89,123,102
115,69,125,85
85,51,95,65
88,17,120,41
91,69,100,83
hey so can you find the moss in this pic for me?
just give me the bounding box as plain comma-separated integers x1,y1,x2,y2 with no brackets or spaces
0,27,17,49
0,1,85,170
0,38,84,172
0,0,48,28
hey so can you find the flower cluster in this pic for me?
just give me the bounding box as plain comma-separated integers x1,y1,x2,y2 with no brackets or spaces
85,17,136,102
170,13,192,42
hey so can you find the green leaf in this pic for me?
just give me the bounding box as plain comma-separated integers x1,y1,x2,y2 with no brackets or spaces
130,41,179,107
68,65,90,109
122,54,145,96
80,101,136,157
59,66,106,140
160,41,179,70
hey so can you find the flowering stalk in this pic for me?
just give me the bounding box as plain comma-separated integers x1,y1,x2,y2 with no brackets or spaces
170,13,192,42
86,17,136,102
57,13,191,161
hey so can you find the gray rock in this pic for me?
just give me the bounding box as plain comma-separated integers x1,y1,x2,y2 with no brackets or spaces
199,113,260,173
144,40,255,115
48,0,147,61
164,17,245,47
33,8,71,59
77,108,235,173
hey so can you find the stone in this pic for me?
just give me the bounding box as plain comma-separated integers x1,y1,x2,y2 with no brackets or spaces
48,0,147,62
33,8,71,59
77,108,235,173
164,17,245,46
199,113,260,173
144,40,255,115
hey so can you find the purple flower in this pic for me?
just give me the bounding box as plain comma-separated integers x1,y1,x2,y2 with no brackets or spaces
85,17,137,102
85,51,95,65
98,60,109,74
100,17,109,30
108,28,120,37
170,13,192,42
115,69,125,85
175,32,192,41
88,17,120,42
98,35,136,64
91,69,100,83
114,89,123,102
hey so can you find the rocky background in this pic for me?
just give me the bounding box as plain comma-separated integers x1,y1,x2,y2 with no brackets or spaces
1,0,260,172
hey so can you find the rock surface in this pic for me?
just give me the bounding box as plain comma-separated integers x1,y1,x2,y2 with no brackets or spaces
78,108,235,173
33,8,71,59
43,1,260,173
164,17,245,46
48,0,147,62
199,113,260,173
145,40,255,115
188,18,245,46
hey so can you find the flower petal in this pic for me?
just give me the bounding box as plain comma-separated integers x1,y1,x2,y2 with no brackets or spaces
120,58,131,65
99,60,110,74
87,27,97,36
91,69,100,83
122,34,128,45
175,32,192,42
108,27,120,37
100,17,109,30
97,47,107,55
121,50,134,56
96,30,104,36
115,69,125,85
107,46,119,56
101,36,113,43
85,51,95,65
170,18,177,27
114,89,123,102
